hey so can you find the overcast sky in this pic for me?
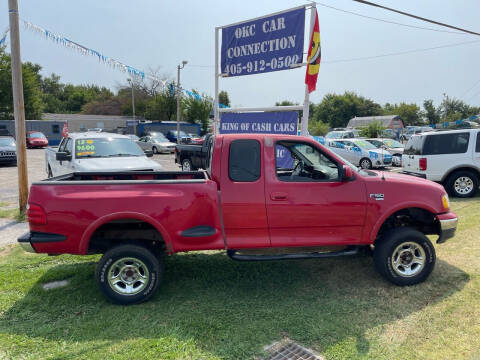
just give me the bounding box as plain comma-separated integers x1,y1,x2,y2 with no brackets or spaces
1,0,480,109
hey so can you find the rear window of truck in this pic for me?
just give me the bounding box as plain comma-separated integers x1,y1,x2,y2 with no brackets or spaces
422,132,469,155
229,139,260,182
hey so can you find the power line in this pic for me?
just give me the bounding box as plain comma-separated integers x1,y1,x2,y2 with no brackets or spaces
315,2,466,35
460,78,480,99
323,40,480,63
188,39,480,68
352,0,480,37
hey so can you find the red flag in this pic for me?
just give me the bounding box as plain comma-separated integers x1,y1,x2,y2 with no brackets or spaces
61,122,69,137
305,9,321,93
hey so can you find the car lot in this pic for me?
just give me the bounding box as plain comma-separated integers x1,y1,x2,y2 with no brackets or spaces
0,148,179,204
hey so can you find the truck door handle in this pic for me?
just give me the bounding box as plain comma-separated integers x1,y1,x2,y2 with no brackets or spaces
271,192,288,201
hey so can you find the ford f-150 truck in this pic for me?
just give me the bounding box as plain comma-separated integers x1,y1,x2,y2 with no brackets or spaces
19,134,458,304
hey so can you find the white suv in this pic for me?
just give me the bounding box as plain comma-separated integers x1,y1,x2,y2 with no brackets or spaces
402,129,480,197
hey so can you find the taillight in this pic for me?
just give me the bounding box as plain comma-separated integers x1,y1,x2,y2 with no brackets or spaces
27,203,47,225
419,157,427,171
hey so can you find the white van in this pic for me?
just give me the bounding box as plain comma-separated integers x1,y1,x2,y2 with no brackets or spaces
402,129,480,197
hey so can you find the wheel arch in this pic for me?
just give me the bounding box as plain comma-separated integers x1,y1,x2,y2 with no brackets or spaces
441,166,480,183
370,205,440,244
79,212,172,255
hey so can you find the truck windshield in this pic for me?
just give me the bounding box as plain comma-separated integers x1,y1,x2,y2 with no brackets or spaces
0,138,15,146
75,138,145,158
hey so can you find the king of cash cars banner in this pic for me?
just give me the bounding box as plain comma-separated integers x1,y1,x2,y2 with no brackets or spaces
220,112,297,168
221,8,305,77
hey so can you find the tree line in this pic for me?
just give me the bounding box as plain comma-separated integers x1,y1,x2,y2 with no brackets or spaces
0,48,230,132
1,47,478,135
278,91,479,136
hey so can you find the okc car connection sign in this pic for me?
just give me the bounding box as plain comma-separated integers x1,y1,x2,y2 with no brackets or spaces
221,8,305,76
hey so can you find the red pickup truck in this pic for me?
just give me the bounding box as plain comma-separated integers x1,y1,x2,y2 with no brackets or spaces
18,134,458,304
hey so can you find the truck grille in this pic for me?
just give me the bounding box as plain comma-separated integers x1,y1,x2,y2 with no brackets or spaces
0,151,16,157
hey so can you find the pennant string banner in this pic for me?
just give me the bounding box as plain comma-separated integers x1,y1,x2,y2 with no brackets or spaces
0,27,9,47
21,20,229,108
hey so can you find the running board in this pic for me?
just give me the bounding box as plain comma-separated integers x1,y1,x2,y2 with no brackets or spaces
226,246,361,262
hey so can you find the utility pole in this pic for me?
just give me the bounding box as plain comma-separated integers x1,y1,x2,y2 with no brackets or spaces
8,0,29,215
127,78,136,135
176,60,187,144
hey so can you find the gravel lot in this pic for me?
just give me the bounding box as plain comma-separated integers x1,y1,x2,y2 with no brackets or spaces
0,148,180,204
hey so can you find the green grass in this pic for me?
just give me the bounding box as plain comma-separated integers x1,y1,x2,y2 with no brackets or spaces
0,197,479,359
0,201,25,222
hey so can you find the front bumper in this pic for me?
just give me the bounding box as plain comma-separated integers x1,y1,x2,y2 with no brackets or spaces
0,156,17,163
399,170,427,179
437,215,458,244
17,231,67,253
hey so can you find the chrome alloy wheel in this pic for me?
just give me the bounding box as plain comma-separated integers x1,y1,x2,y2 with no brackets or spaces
107,257,150,296
391,242,425,277
360,159,372,169
454,176,474,195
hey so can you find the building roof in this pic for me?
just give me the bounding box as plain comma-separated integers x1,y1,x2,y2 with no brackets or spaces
347,115,401,128
42,113,136,122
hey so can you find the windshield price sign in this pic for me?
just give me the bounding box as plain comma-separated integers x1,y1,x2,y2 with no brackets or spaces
221,8,305,77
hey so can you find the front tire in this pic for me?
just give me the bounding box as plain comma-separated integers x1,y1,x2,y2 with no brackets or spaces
47,165,53,178
152,146,158,154
182,159,193,171
445,170,478,198
96,244,162,304
374,227,435,286
360,158,372,169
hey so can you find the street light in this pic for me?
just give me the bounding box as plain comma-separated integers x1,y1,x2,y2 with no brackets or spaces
127,78,136,136
176,60,188,144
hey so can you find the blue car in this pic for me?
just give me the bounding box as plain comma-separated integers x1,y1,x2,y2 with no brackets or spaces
165,130,192,144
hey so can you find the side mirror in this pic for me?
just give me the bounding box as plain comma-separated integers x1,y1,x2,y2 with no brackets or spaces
144,150,153,157
56,152,72,161
342,165,354,181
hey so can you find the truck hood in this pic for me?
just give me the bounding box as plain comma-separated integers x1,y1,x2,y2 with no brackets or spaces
0,145,16,152
75,156,162,171
363,169,446,211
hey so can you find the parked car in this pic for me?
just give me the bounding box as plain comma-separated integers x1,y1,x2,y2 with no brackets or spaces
137,133,176,154
18,133,457,304
325,130,356,139
327,138,392,169
188,133,204,144
0,136,17,165
402,129,480,197
400,126,434,142
366,138,404,166
26,131,49,148
45,132,162,178
165,130,192,144
175,134,214,170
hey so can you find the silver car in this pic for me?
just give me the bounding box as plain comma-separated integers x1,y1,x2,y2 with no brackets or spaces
366,138,404,166
137,134,176,154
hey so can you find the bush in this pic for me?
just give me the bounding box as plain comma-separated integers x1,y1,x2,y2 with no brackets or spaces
308,120,330,136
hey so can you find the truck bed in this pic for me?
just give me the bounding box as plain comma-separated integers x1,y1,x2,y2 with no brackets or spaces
37,171,207,184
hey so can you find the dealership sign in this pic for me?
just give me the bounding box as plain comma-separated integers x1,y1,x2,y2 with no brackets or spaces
221,8,305,77
220,112,297,168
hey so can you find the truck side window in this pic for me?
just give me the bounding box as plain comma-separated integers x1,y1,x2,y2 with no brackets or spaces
229,139,260,182
276,141,340,182
58,138,67,152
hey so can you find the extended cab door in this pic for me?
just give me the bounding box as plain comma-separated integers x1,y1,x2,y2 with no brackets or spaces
265,138,367,247
219,137,270,248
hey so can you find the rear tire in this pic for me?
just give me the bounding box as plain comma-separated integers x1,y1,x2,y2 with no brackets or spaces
374,227,435,286
445,170,478,198
96,244,162,305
